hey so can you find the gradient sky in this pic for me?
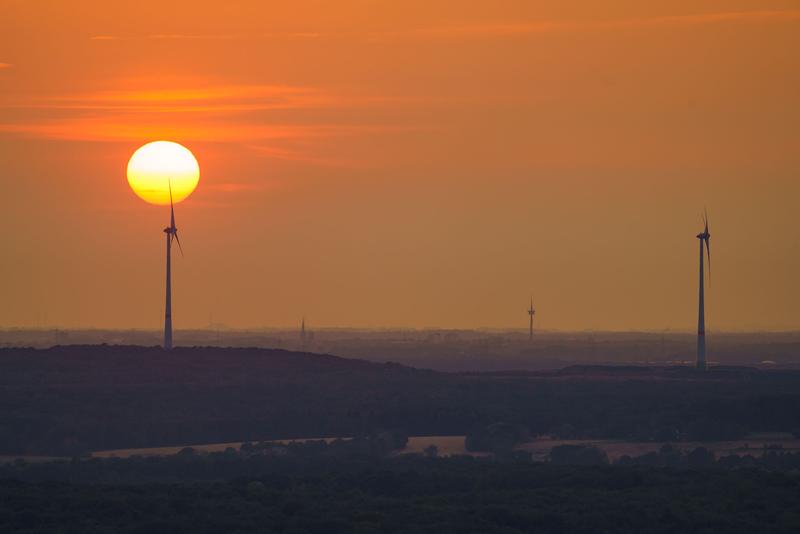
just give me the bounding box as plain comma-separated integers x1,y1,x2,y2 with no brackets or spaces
1,1,798,331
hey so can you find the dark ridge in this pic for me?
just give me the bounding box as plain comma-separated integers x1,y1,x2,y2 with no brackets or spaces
555,364,764,377
467,365,771,381
0,344,435,387
2,345,800,456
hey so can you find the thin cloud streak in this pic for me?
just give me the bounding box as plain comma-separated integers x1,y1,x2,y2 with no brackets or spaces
245,144,363,168
0,80,417,153
417,9,800,39
1,85,411,114
204,182,273,193
148,34,237,40
0,119,395,143
0,63,12,69
5,86,337,114
81,10,800,46
88,32,324,42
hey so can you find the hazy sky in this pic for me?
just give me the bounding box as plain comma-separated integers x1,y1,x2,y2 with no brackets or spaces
1,1,799,331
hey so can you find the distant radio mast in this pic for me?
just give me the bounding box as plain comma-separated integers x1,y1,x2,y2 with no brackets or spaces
527,297,536,340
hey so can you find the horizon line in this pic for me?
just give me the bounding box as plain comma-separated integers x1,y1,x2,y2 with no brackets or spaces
2,326,800,335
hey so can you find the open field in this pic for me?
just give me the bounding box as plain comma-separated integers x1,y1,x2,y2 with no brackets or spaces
91,437,339,459
90,436,481,459
517,433,800,461
400,433,800,461
88,433,800,462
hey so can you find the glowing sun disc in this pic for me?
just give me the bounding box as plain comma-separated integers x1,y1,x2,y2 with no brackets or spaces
127,141,199,205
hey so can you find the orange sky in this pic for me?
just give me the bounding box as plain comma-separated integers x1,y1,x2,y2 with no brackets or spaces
1,1,799,331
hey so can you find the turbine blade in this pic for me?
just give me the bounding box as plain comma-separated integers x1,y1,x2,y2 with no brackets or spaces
174,232,184,257
169,180,176,230
705,237,711,280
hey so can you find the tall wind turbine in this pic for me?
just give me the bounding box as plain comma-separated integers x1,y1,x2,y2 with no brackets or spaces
527,297,536,341
163,182,183,350
695,211,711,370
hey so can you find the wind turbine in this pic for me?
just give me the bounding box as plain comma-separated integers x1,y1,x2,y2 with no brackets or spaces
527,296,536,341
163,181,183,350
695,211,711,370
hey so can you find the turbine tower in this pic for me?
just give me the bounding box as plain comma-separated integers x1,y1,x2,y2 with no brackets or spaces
163,182,183,350
696,211,711,370
527,297,536,341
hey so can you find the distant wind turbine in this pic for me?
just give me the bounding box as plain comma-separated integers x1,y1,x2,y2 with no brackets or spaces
163,182,183,350
527,297,536,341
695,211,711,370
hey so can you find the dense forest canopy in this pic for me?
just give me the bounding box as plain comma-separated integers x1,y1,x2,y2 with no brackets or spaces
3,451,800,533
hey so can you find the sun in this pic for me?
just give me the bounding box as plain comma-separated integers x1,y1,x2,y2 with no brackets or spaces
127,141,199,205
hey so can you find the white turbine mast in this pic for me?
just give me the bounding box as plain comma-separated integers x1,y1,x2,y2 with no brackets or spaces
696,210,711,370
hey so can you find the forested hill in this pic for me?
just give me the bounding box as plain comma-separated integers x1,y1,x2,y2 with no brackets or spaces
0,345,448,455
1,345,800,456
0,345,433,386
